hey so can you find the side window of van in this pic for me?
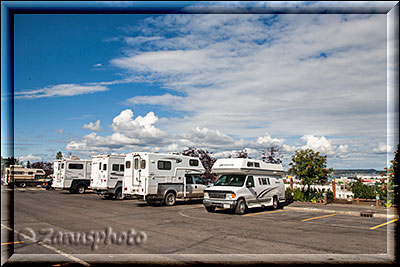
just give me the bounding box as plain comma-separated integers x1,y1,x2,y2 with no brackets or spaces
246,176,255,187
120,164,124,172
103,164,107,171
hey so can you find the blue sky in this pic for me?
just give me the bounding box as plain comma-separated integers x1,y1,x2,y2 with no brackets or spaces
3,2,398,170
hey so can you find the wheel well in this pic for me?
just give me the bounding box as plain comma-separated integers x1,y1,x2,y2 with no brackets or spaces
164,190,176,198
237,197,247,207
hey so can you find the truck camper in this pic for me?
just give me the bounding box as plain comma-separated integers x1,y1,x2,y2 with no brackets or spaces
123,152,206,206
203,158,285,215
52,157,91,194
91,154,125,199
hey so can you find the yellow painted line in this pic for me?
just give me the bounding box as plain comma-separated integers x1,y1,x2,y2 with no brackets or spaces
370,218,399,230
244,209,288,217
302,213,337,222
1,241,25,246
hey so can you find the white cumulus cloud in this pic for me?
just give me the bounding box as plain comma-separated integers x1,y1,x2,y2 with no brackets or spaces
82,120,103,132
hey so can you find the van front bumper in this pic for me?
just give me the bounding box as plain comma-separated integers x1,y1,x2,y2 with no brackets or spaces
203,199,237,209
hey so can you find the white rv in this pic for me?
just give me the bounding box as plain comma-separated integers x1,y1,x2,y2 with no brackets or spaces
52,157,92,194
123,152,206,205
91,154,125,200
203,158,286,215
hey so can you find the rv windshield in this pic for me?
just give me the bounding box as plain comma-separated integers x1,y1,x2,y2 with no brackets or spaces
214,175,246,187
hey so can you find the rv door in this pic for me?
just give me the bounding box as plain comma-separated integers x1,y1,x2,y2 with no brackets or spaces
132,155,141,187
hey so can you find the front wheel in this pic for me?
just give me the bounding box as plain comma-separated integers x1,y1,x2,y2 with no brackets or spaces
164,192,176,206
235,199,246,215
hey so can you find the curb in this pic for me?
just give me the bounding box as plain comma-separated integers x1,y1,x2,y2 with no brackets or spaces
284,206,398,219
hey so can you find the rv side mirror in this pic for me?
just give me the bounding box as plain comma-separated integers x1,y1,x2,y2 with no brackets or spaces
246,181,252,188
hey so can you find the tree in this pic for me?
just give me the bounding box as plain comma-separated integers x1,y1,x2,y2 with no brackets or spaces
261,145,282,164
230,149,250,158
289,149,333,194
182,147,217,182
56,151,63,159
385,144,399,206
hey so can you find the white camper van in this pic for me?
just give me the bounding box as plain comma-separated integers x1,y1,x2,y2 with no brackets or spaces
52,157,92,194
123,152,206,206
203,158,285,215
91,154,125,200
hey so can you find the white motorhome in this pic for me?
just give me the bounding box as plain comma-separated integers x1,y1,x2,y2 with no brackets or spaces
52,157,92,194
203,158,286,215
91,154,125,200
123,152,206,205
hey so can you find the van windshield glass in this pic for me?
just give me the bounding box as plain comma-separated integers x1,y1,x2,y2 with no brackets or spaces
214,175,246,187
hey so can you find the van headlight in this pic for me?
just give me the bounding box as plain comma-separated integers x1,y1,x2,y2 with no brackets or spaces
226,192,236,200
204,192,209,198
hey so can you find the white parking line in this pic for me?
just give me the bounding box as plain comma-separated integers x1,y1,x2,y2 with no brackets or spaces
1,224,91,266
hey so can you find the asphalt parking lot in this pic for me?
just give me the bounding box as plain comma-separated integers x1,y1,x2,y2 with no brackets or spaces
1,186,398,265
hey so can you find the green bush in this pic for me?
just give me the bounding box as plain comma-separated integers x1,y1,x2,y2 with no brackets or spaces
285,187,333,203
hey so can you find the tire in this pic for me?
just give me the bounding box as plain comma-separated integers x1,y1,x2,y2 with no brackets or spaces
114,188,125,200
205,206,216,212
272,196,278,210
76,184,86,194
164,192,176,206
235,199,246,215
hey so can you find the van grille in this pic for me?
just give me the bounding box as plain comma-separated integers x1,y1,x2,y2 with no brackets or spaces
207,191,231,199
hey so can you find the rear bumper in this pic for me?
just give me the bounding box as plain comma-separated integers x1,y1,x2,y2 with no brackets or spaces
203,199,237,209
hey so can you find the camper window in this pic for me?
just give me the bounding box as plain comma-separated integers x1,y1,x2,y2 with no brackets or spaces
12,171,24,175
120,164,124,172
103,164,107,171
158,160,172,170
141,160,146,169
99,163,102,170
112,164,119,171
254,163,260,167
61,163,65,169
68,164,83,170
247,162,254,167
125,161,131,169
28,172,34,175
189,159,199,166
134,158,139,170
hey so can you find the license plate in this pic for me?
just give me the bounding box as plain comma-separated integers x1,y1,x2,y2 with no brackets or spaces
223,204,230,209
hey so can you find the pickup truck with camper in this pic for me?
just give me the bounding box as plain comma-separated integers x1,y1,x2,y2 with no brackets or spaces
123,152,206,206
3,165,47,187
203,158,285,215
91,154,125,200
52,157,92,194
